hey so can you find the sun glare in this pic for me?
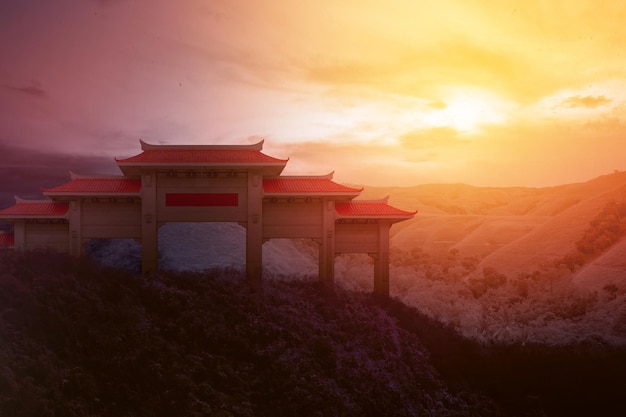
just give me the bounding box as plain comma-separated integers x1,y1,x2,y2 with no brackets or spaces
423,89,508,134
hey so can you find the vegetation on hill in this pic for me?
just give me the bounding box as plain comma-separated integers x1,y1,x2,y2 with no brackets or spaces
2,251,626,416
558,199,626,272
0,251,499,417
365,243,626,346
354,174,626,346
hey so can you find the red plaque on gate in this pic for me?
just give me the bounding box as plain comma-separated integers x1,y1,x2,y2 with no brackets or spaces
165,193,239,207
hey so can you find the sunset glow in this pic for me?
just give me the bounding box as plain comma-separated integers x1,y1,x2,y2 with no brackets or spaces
2,0,626,188
421,88,510,133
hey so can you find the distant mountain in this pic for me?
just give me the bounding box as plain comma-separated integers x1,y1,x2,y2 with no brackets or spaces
362,171,626,288
574,237,626,289
346,173,626,346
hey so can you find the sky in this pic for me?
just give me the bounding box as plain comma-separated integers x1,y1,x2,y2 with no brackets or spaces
2,0,626,205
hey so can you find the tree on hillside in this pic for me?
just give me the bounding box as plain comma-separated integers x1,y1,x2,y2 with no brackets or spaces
557,199,626,272
469,266,507,298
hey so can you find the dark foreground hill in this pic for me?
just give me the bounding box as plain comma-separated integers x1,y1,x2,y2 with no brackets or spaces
0,251,498,416
1,251,625,417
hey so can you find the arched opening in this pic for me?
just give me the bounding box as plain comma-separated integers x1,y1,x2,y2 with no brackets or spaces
85,238,142,273
157,222,246,272
335,253,374,292
262,238,318,280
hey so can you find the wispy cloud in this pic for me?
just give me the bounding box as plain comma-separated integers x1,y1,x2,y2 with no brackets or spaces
4,82,47,98
93,0,129,7
561,95,612,109
399,127,467,150
0,142,119,208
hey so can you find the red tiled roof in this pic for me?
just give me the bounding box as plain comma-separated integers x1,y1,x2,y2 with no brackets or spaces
335,201,416,218
263,178,362,195
43,178,141,194
116,149,288,165
0,201,69,217
0,232,14,247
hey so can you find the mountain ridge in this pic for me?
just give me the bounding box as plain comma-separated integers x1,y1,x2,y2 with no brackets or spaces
356,171,626,288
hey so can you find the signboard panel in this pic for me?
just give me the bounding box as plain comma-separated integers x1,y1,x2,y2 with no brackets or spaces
166,193,239,207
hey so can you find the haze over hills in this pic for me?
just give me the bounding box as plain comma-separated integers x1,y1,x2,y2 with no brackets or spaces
341,172,626,346
360,171,626,289
81,171,626,346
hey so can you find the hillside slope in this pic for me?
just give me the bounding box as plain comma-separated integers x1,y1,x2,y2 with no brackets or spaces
347,173,626,346
573,237,626,289
476,178,626,280
362,171,626,285
0,251,498,417
3,252,626,417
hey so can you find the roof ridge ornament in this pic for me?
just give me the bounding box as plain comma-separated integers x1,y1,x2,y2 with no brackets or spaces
347,196,391,204
266,171,335,180
335,196,417,219
139,139,265,151
68,172,130,181
14,196,53,204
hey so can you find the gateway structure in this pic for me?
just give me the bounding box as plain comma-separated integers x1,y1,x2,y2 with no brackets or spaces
0,140,415,295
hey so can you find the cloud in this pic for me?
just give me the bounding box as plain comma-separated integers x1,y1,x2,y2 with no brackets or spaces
583,116,624,132
428,100,447,110
273,135,466,186
264,2,626,106
0,143,119,208
301,37,568,104
399,127,467,150
561,95,612,109
93,0,130,7
4,82,47,98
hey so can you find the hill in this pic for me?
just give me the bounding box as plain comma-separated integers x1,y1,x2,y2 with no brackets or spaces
2,251,626,416
360,171,626,265
0,250,499,417
360,172,626,282
348,172,626,345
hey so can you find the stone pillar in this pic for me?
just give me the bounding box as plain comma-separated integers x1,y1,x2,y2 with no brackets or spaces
319,198,336,290
141,172,158,273
246,171,263,286
68,199,82,256
13,220,25,252
373,221,391,296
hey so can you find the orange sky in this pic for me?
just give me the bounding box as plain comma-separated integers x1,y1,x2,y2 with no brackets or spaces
2,0,626,187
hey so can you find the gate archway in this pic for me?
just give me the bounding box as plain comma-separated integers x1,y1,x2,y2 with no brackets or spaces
0,140,415,295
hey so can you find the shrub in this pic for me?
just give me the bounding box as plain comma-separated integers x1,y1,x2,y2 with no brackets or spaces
469,267,507,298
